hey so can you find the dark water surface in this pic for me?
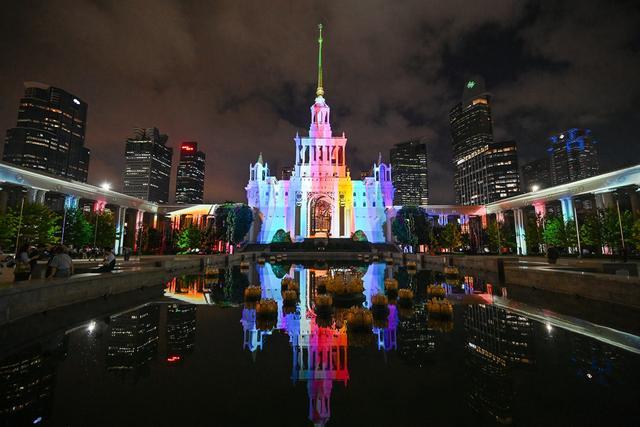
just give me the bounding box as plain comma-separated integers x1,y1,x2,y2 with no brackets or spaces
2,262,639,426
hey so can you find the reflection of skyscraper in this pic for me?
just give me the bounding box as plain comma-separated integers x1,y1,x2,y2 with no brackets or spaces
570,336,618,386
0,335,67,426
166,304,197,362
464,305,534,424
398,303,435,366
106,304,159,375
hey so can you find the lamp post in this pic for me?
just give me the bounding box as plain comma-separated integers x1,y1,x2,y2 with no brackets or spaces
14,188,29,252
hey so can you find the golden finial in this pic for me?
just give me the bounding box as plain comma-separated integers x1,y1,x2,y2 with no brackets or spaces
316,23,324,97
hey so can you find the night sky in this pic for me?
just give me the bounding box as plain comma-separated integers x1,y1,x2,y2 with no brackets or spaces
1,0,639,203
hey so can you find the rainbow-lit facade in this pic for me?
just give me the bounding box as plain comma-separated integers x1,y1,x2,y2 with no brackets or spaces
246,26,394,243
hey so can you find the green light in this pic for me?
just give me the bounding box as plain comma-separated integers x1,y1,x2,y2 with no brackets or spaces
466,80,476,89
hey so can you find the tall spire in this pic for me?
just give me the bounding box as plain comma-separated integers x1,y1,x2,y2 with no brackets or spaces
316,24,324,97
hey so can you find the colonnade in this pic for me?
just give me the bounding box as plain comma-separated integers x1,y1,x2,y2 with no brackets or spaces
501,188,639,256
0,183,152,255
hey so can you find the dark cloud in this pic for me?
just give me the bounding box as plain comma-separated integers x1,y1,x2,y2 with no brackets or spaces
0,0,638,203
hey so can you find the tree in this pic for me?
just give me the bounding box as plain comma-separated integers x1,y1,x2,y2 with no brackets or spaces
486,220,500,253
351,230,368,242
542,216,567,249
630,217,640,250
0,211,18,251
63,207,93,248
391,206,430,250
525,214,544,255
87,210,116,248
600,208,633,255
11,203,61,248
565,219,578,252
141,227,163,253
214,203,254,245
500,220,516,253
231,204,254,244
580,212,603,253
440,222,462,252
272,229,292,243
176,225,202,251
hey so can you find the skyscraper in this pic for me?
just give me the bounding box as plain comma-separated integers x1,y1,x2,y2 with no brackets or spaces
390,139,428,205
449,77,520,204
485,141,520,201
521,157,551,192
122,127,172,203
175,141,205,204
3,82,90,182
549,128,599,185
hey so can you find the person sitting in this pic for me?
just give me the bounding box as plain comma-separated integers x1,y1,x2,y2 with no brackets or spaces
95,247,116,272
47,246,74,279
14,244,33,281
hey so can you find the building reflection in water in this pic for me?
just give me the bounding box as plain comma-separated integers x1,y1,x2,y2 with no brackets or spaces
464,304,534,424
373,304,398,352
166,304,197,364
0,335,67,426
241,262,393,426
106,304,160,379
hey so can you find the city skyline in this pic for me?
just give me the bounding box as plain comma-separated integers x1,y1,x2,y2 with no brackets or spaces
0,1,638,203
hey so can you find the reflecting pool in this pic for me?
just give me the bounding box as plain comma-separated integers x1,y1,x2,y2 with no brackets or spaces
1,262,639,426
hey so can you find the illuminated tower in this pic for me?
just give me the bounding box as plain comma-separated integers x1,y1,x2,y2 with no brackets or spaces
450,77,520,204
175,141,205,204
246,25,394,243
122,127,173,203
549,128,599,185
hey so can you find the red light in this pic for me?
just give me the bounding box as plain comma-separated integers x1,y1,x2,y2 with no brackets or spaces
167,355,181,363
181,145,194,151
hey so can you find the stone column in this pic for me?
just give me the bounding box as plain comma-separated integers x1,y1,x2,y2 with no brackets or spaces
513,208,527,256
115,207,127,255
532,201,546,220
27,188,38,203
385,208,395,243
35,189,47,204
594,192,614,210
559,197,574,223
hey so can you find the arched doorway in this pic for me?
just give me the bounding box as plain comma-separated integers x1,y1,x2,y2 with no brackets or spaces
310,198,332,237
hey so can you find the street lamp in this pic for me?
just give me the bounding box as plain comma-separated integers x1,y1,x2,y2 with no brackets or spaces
531,185,540,192
14,188,29,252
101,182,111,191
